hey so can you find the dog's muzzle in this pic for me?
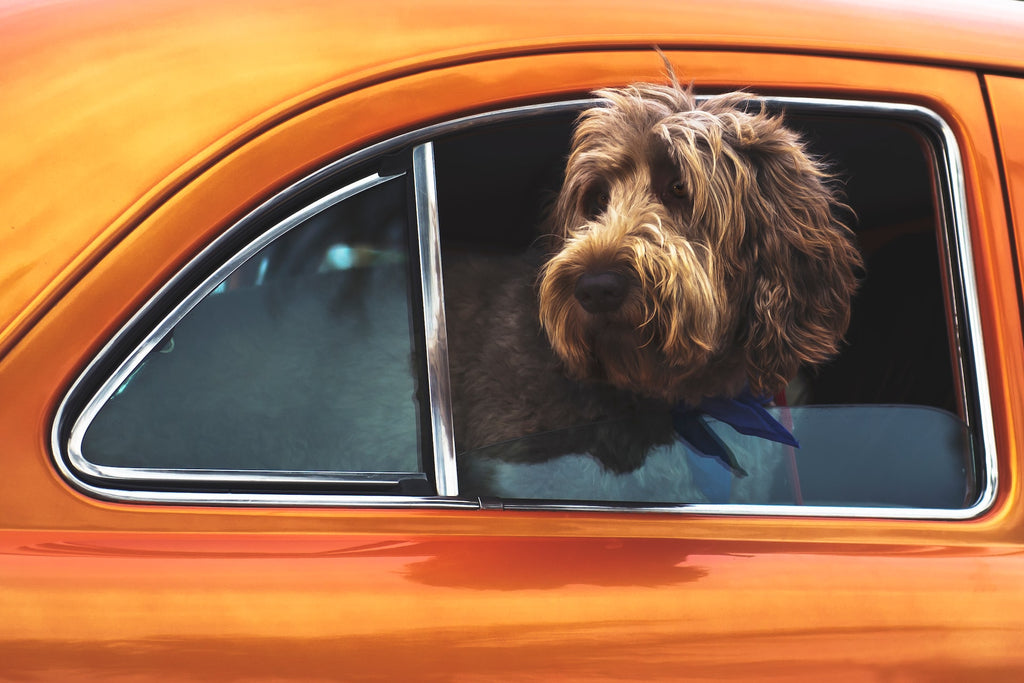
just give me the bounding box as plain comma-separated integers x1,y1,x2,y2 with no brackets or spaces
573,271,628,314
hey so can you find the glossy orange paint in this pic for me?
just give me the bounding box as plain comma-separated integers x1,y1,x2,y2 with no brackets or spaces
3,531,1024,680
3,0,1024,358
4,0,1024,679
988,75,1024,313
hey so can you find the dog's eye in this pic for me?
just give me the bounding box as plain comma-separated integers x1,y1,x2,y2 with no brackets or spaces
583,189,610,219
670,181,689,199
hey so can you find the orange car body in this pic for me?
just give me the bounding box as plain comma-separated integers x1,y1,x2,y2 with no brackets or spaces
3,0,1024,679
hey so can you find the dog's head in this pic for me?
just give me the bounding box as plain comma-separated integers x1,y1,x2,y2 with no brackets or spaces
538,82,862,405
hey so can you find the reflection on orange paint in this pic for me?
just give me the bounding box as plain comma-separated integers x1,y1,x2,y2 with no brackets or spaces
4,532,1024,678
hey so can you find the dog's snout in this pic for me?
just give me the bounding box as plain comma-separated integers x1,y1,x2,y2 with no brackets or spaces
574,271,628,314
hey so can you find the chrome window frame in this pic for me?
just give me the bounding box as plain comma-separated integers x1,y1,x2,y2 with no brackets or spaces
51,96,996,519
414,142,460,497
63,173,428,489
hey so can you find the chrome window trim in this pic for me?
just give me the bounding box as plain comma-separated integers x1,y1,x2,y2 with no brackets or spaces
51,95,995,519
413,142,460,496
58,172,435,493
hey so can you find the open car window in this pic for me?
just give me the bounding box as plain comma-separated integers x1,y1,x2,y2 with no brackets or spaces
56,96,992,516
434,103,983,512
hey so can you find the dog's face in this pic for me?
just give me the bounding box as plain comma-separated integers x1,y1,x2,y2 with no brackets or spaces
539,83,861,405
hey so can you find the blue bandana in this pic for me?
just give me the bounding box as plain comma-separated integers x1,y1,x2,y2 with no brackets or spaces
672,390,799,502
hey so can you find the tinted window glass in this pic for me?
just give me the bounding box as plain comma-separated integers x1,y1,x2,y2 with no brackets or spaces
79,175,427,480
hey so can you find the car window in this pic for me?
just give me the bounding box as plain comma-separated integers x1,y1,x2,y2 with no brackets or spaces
433,104,984,512
70,170,435,493
59,96,990,514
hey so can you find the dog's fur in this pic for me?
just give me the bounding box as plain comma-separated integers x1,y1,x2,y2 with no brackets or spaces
446,78,861,480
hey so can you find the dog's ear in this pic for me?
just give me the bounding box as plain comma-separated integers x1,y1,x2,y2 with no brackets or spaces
735,113,862,396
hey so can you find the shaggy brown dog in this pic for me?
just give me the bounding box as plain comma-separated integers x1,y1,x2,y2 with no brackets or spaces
446,78,861,478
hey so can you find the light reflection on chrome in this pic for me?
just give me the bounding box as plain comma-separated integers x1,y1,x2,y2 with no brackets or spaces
413,142,459,497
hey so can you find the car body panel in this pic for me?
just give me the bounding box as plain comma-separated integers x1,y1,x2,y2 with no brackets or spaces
4,0,1024,679
3,0,1024,357
3,532,1024,680
987,74,1024,300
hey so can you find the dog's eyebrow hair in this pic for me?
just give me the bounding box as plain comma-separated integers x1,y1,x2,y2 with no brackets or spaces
572,149,629,178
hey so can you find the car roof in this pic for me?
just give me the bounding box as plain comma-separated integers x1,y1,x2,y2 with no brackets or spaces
2,0,1023,356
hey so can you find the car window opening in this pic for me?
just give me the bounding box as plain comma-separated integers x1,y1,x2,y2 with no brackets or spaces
434,103,979,510
60,98,987,514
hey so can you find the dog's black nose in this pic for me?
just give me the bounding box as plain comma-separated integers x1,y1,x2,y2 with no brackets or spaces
574,271,628,313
